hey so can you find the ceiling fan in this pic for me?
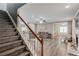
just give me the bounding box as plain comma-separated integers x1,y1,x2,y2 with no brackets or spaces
39,17,46,24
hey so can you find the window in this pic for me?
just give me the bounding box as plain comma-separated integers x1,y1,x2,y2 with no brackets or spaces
59,22,68,34
60,26,67,33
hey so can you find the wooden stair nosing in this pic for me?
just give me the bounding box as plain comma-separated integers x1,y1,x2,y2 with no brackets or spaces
0,45,25,56
0,36,19,40
0,40,22,48
0,28,15,30
19,51,30,56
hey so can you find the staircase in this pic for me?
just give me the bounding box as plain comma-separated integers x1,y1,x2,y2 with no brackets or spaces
0,10,31,56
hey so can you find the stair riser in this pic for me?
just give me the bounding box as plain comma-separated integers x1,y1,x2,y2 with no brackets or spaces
0,15,9,16
0,12,8,15
0,19,10,21
0,23,12,25
0,14,9,17
0,30,15,33
0,43,22,53
19,52,30,56
0,28,15,30
0,30,15,32
0,21,10,23
0,12,8,14
0,21,11,23
0,32,17,35
0,45,25,56
0,36,19,44
0,24,11,26
0,17,9,19
0,15,9,18
0,26,13,28
0,22,11,24
0,32,17,38
0,19,10,22
0,19,11,24
8,49,25,56
0,29,15,32
0,16,9,18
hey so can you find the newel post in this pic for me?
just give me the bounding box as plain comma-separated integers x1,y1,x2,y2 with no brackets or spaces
40,36,43,56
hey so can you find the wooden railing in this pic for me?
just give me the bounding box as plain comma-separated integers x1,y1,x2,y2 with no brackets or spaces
17,14,43,56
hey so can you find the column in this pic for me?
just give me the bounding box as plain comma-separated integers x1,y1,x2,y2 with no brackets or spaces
72,19,76,47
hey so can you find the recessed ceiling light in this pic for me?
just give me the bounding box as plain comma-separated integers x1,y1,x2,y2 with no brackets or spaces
40,21,43,23
40,17,43,19
65,5,70,8
31,16,34,18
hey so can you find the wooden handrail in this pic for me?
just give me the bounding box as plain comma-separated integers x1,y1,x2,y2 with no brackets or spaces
17,14,43,56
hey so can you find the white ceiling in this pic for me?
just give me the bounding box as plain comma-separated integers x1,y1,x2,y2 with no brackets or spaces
18,3,79,24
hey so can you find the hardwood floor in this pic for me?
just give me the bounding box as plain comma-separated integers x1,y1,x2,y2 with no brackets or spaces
29,39,70,56
43,39,68,56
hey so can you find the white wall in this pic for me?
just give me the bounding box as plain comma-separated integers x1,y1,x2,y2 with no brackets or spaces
72,19,76,46
36,23,53,34
6,3,25,23
17,6,38,55
0,3,6,11
68,21,72,34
